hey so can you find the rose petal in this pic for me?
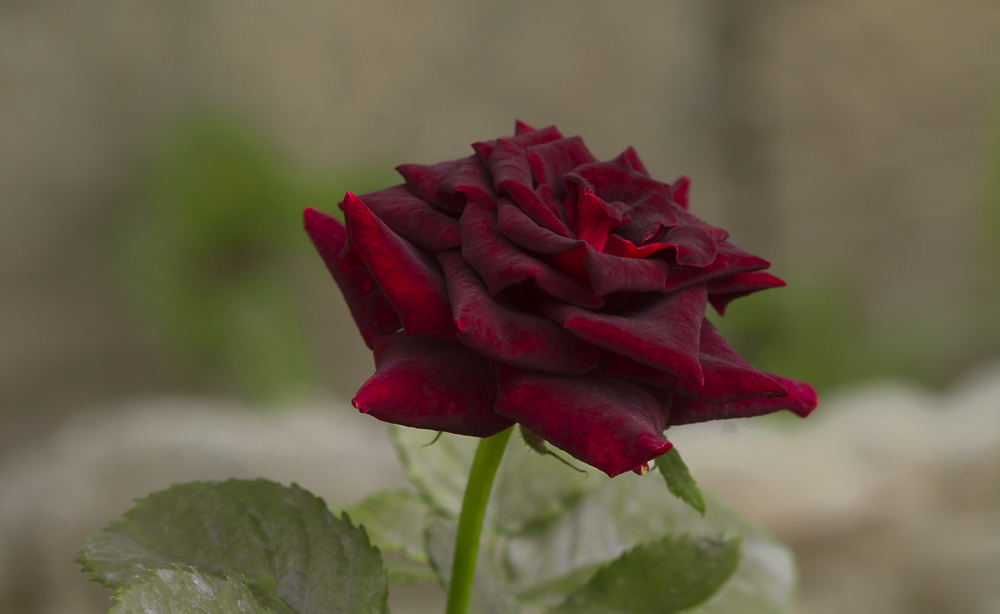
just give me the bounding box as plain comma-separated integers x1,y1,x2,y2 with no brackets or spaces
435,155,499,207
573,188,628,252
668,375,817,425
353,332,513,437
495,365,671,477
343,192,457,339
439,251,601,376
527,136,598,194
603,235,673,259
706,271,786,315
303,208,401,348
497,198,584,255
671,175,690,210
547,285,708,382
583,247,672,295
490,138,570,235
460,202,602,308
354,185,461,253
661,241,771,294
514,119,535,135
606,318,787,403
657,212,719,267
395,158,467,213
473,125,564,167
618,147,651,177
610,191,678,247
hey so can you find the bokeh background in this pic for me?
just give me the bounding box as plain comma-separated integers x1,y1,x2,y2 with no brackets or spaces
2,1,999,613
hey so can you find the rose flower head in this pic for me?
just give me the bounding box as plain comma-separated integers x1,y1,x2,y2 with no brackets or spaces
305,122,816,477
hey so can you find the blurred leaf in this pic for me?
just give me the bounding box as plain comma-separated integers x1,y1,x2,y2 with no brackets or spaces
657,447,706,516
425,519,518,614
550,533,741,614
343,490,436,564
389,427,797,613
109,569,270,614
389,425,479,517
79,479,388,614
385,560,438,585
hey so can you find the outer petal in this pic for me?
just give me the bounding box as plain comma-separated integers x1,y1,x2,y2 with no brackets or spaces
439,251,601,376
354,185,461,253
395,158,467,213
460,202,602,308
353,332,513,437
547,285,708,383
583,247,672,295
436,155,499,207
495,365,671,477
618,147,651,177
606,318,787,403
303,208,400,348
668,375,817,425
343,192,457,339
671,175,691,210
661,241,771,294
707,271,787,315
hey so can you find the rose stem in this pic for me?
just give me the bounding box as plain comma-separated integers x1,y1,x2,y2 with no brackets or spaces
445,425,514,614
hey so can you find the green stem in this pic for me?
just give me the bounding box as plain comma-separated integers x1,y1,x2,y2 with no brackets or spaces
445,426,514,614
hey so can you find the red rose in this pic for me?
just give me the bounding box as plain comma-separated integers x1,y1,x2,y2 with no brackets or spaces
305,122,816,477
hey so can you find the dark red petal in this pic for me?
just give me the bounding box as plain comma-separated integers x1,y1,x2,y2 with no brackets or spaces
497,198,584,255
495,365,671,477
570,158,672,208
354,185,461,253
436,156,499,207
514,120,535,135
460,202,602,308
527,136,598,192
573,189,628,252
668,375,817,425
662,241,771,294
303,208,401,348
473,125,564,167
583,247,672,295
707,271,787,315
657,214,719,267
611,191,678,247
439,251,601,376
343,192,458,339
619,147,651,177
602,235,673,259
671,176,690,210
490,138,570,236
353,333,513,437
606,318,787,403
547,285,708,382
395,158,467,213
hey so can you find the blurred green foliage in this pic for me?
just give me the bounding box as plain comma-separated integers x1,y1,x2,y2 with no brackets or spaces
116,113,391,402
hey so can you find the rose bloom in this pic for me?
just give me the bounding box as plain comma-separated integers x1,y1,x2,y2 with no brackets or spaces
305,122,816,477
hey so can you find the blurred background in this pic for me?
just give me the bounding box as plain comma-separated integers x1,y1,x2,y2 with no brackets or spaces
1,1,999,613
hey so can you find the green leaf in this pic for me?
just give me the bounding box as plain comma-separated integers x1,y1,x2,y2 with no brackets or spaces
657,446,707,516
551,533,741,614
343,489,440,584
503,473,796,613
109,569,270,614
343,490,435,563
389,425,478,517
79,479,388,614
390,427,797,613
